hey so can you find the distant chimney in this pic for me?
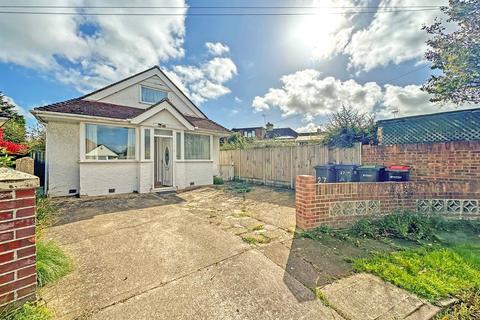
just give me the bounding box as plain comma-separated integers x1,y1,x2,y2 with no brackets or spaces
266,122,274,131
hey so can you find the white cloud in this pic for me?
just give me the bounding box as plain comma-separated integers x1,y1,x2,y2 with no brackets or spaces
343,0,447,71
291,0,448,72
288,0,358,61
296,122,319,133
252,69,474,120
234,97,243,103
3,96,35,121
203,57,237,83
252,69,383,116
0,0,187,92
379,84,470,118
205,42,230,56
167,49,238,104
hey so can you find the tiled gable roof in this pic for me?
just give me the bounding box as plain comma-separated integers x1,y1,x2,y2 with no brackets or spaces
35,99,144,119
33,99,229,133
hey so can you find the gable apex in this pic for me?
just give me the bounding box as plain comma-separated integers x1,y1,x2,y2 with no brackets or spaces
81,66,207,118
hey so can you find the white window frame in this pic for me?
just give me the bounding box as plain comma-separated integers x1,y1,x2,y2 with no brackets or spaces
139,85,169,105
80,122,139,162
141,127,154,162
182,132,213,162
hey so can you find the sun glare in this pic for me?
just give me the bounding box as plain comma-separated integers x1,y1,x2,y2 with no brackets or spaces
288,6,352,60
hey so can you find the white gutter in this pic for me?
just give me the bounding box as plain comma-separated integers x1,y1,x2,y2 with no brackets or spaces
32,110,131,123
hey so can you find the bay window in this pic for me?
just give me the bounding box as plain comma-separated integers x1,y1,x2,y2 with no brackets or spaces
85,124,136,160
184,133,210,160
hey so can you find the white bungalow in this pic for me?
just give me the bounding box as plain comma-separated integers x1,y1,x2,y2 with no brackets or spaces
32,66,229,197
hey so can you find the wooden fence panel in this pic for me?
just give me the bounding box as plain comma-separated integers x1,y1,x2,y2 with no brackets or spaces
219,143,361,188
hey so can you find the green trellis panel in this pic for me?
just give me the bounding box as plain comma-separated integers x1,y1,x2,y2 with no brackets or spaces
379,108,480,145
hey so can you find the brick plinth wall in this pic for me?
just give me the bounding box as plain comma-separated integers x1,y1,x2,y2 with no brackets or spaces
362,141,480,182
296,175,480,230
0,167,39,309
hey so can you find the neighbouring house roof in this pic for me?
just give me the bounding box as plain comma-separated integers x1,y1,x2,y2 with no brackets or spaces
265,128,298,139
85,144,119,158
231,127,264,131
34,98,229,133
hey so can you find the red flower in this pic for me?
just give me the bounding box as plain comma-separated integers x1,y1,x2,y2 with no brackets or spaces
0,128,28,154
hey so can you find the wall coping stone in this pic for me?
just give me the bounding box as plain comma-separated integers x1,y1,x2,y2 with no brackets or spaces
0,167,39,191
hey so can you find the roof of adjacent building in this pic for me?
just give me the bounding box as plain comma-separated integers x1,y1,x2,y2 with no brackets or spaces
231,127,264,131
265,128,298,139
34,98,229,133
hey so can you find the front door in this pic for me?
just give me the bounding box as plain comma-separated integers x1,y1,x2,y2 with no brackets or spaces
154,137,173,187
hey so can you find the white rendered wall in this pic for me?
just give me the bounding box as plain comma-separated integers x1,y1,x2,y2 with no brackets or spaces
79,162,138,196
138,161,154,193
46,121,80,197
175,161,214,190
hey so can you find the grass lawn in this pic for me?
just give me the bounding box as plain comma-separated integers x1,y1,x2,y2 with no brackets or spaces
302,213,480,319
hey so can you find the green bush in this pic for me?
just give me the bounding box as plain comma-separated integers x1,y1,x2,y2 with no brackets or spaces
213,176,224,185
36,239,73,287
349,212,445,242
227,180,251,194
2,302,52,320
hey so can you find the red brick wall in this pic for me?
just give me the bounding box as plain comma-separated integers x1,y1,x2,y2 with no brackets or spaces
296,175,480,230
362,141,480,182
0,188,36,307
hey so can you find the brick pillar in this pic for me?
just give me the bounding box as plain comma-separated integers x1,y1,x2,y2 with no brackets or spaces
295,175,317,230
0,168,39,308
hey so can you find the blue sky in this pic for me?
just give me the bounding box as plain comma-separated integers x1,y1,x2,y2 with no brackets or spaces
0,0,471,132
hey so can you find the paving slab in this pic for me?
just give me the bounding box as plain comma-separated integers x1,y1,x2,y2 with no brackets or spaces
91,250,344,320
42,205,249,319
319,273,440,320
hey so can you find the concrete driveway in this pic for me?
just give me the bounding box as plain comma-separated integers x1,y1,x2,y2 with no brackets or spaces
42,187,343,319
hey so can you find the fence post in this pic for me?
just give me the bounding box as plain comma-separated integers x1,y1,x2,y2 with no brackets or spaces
290,146,294,189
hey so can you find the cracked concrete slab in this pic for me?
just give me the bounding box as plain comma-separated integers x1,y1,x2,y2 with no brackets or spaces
91,250,344,320
42,204,249,319
43,189,339,319
319,273,440,320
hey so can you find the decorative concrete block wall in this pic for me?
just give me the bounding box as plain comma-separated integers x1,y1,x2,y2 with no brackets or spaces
362,141,480,182
296,175,480,230
0,168,39,308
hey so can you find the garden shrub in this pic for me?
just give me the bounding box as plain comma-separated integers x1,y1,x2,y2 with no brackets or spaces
213,176,224,185
36,239,73,287
349,212,445,242
1,302,52,320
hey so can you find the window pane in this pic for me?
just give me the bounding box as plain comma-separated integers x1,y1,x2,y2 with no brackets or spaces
141,86,167,104
85,124,136,160
184,133,210,160
144,129,151,160
154,129,172,136
176,132,181,160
